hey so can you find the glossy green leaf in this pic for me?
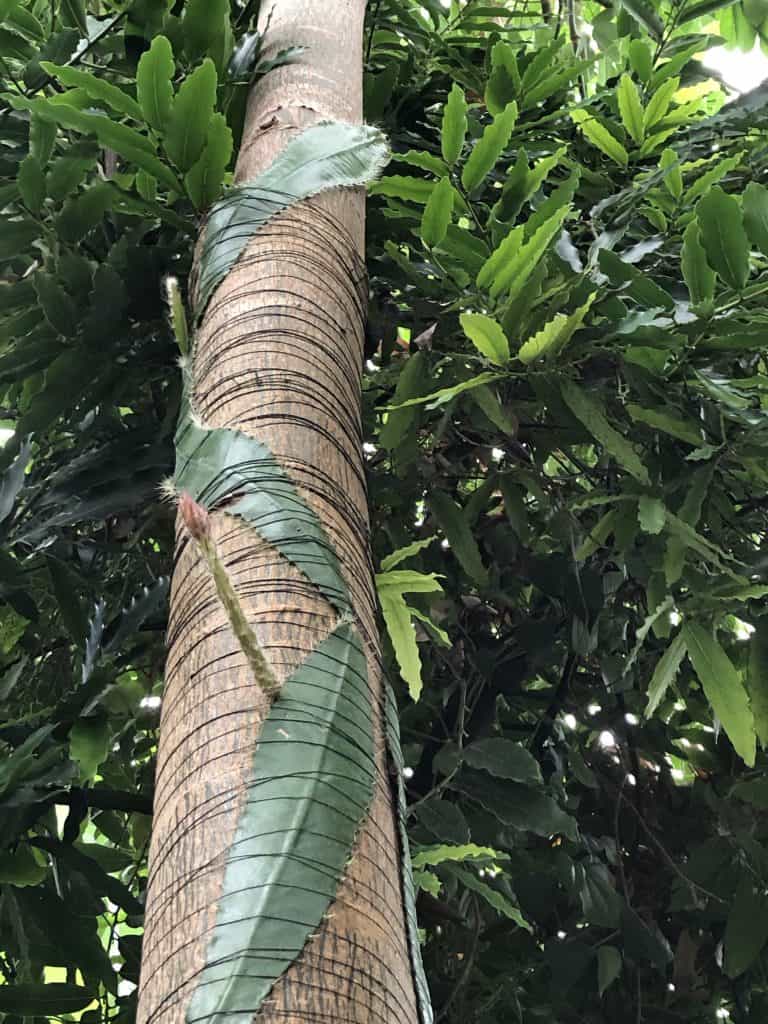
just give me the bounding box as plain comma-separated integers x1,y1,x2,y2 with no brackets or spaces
164,57,217,171
136,34,175,131
617,73,645,144
742,181,768,257
380,536,437,571
687,151,744,203
490,204,570,300
462,738,542,784
412,843,507,869
184,112,233,210
461,101,518,192
561,380,650,485
195,122,388,318
459,312,509,365
747,618,768,748
681,219,716,310
517,293,594,364
697,186,749,290
441,83,468,165
629,40,653,81
571,109,628,167
725,873,768,977
17,154,45,212
683,622,756,766
645,631,686,717
644,77,678,130
380,587,424,700
659,147,682,199
387,371,503,411
187,623,375,1024
40,62,143,120
420,175,453,247
429,490,488,585
598,946,622,996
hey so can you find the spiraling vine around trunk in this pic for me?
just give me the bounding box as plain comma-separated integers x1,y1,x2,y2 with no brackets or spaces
168,121,433,1024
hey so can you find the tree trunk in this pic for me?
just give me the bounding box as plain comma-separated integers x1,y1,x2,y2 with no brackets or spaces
136,3,421,1024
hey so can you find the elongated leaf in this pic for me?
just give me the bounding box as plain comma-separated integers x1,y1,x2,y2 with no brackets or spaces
187,623,376,1024
456,772,576,838
747,619,768,748
561,380,650,484
629,39,653,81
463,738,542,784
136,34,175,131
687,151,744,203
175,395,351,614
477,224,523,289
194,122,389,318
441,83,467,165
617,74,644,145
384,686,433,1024
461,101,518,191
725,873,768,977
381,536,437,571
681,219,716,310
164,57,217,171
183,0,231,67
743,181,768,257
683,622,756,766
429,490,488,585
17,154,45,212
626,402,702,445
598,946,622,996
9,95,180,191
620,0,664,38
377,570,443,595
380,587,424,699
387,371,503,411
645,631,686,717
490,204,570,299
625,596,673,677
412,843,507,869
460,312,509,365
0,984,95,1015
370,175,434,203
449,864,531,929
0,436,31,525
517,293,594,363
571,110,628,167
697,186,749,290
40,62,142,120
659,147,682,199
185,112,233,210
420,175,453,247
644,78,678,130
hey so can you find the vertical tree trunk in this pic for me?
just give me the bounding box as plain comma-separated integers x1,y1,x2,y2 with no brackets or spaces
137,3,421,1024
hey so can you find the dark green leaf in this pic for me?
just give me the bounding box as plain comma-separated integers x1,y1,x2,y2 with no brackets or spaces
697,186,750,290
461,101,517,192
163,57,217,172
725,873,768,977
429,490,488,585
0,984,95,1015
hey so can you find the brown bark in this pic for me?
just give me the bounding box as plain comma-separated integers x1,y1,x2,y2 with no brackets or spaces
136,3,420,1024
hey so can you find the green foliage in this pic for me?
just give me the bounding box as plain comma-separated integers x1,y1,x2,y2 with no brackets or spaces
2,1,768,1023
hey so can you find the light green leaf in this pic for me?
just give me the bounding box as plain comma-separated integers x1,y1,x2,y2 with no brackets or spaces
477,224,523,290
381,536,437,571
460,312,510,365
136,34,175,132
571,109,628,167
627,403,702,445
429,490,488,585
380,586,424,700
461,101,518,192
725,873,768,977
561,380,650,485
638,496,666,534
644,77,678,130
517,293,595,364
40,62,143,120
681,219,716,310
659,147,682,199
743,181,768,257
598,946,622,997
386,371,503,411
164,57,217,172
69,716,110,780
441,83,467,165
683,622,756,766
420,175,453,248
412,843,508,869
376,570,443,595
370,175,435,203
17,154,45,212
449,865,532,930
629,39,653,81
184,112,233,210
617,73,645,144
645,631,686,717
575,508,617,560
687,151,744,203
747,619,768,748
413,869,441,896
196,122,389,318
489,204,571,299
398,149,448,175
697,186,749,290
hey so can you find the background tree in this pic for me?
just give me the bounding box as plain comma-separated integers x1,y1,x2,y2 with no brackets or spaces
2,1,768,1023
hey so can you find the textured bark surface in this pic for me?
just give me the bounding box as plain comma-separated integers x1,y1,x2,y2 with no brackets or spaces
136,2,420,1023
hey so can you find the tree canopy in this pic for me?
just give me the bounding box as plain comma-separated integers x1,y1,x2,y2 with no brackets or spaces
2,0,768,1021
